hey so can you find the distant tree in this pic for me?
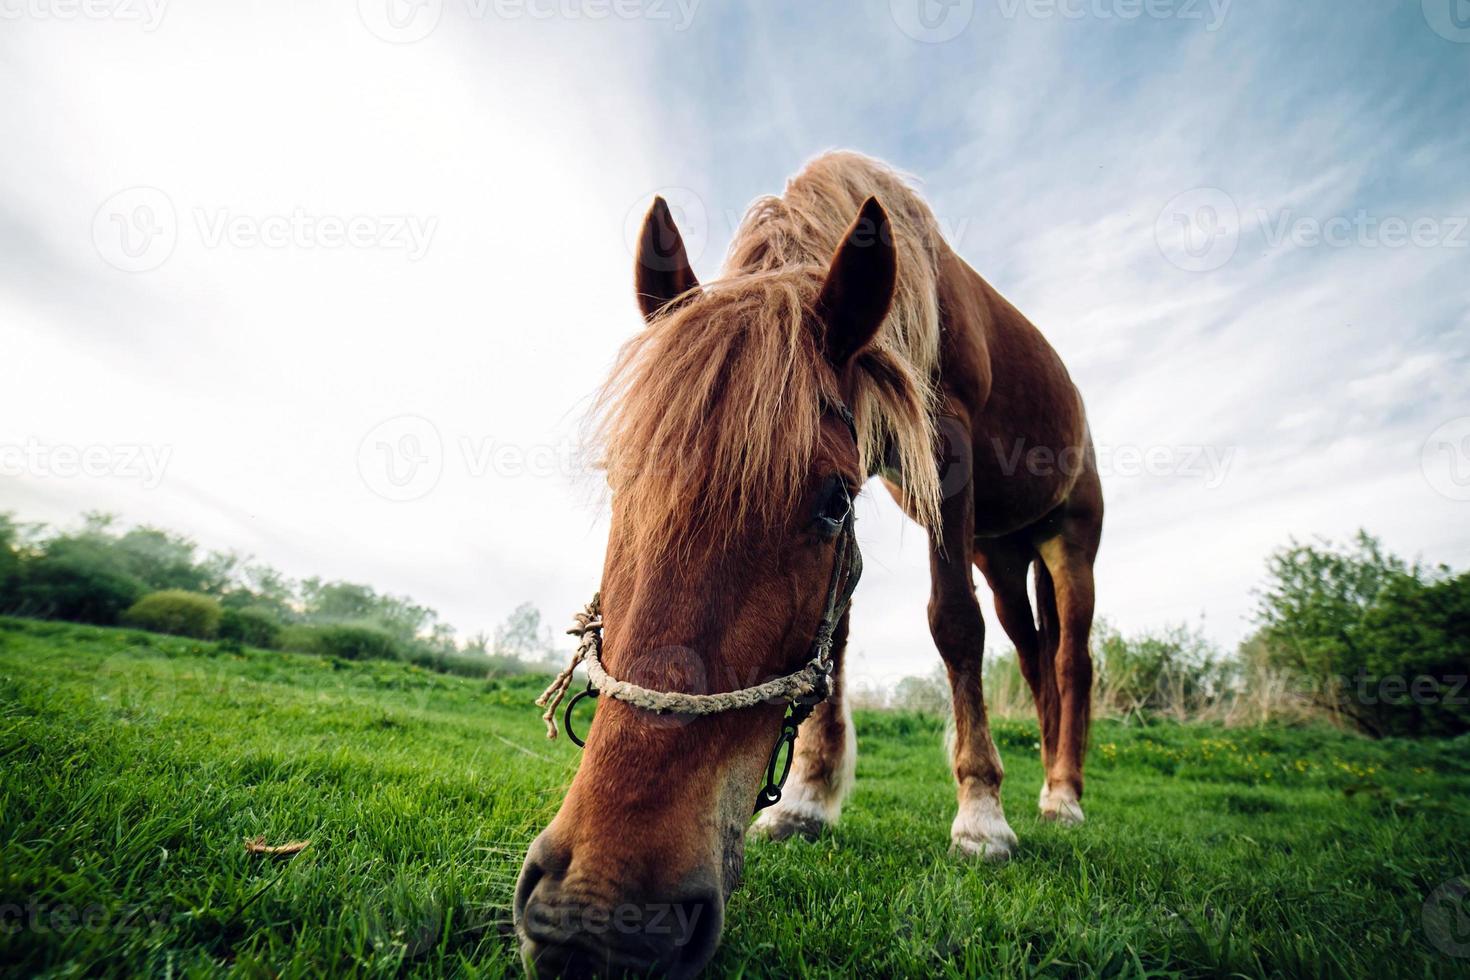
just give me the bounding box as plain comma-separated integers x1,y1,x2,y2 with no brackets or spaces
114,526,211,593
1255,531,1413,680
227,562,298,620
195,550,243,596
493,602,557,662
891,666,950,714
8,537,145,624
0,510,495,680
218,605,284,648
299,579,438,641
0,513,21,597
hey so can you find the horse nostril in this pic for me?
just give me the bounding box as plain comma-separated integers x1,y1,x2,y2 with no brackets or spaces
669,887,723,977
514,832,568,938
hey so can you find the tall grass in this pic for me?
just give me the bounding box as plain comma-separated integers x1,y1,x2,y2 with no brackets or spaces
854,620,1333,728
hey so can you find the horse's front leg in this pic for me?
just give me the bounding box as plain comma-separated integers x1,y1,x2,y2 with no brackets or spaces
750,612,855,841
930,461,1017,861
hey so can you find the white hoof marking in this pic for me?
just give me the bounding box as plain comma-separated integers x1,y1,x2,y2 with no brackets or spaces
1039,783,1085,826
950,794,1018,862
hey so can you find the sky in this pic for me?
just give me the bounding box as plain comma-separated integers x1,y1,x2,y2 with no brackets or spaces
1,0,1468,689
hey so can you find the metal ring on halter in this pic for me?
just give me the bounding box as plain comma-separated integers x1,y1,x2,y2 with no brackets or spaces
754,714,800,813
563,684,598,748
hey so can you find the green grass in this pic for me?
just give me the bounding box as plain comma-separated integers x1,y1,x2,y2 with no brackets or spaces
2,616,1468,978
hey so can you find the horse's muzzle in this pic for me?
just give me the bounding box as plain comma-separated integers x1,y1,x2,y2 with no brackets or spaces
514,833,723,978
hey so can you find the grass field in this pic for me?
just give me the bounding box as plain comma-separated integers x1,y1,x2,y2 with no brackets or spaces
3,615,1469,978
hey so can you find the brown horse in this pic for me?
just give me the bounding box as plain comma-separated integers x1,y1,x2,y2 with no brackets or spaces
514,152,1103,977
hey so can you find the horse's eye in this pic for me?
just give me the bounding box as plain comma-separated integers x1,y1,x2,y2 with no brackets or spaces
811,478,851,537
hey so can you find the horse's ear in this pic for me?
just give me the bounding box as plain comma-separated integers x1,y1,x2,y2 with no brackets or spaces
634,196,700,322
815,197,896,367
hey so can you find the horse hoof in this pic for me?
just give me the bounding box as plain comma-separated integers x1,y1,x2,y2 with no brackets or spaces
949,798,1018,862
750,810,825,842
949,832,1016,862
1038,785,1085,826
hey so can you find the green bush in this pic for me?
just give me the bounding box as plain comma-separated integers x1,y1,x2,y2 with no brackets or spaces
218,606,283,649
288,623,403,661
1347,571,1470,736
1255,532,1470,736
401,644,525,679
7,552,145,625
122,590,223,639
1095,620,1231,718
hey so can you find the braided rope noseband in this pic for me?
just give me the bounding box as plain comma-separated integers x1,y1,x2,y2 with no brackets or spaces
532,403,864,812
535,591,844,739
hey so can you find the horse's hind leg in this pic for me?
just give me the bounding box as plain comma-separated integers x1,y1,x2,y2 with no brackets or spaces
975,538,1059,782
750,612,855,841
1033,487,1102,825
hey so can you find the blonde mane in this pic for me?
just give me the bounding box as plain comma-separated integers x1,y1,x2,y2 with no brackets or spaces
596,152,946,560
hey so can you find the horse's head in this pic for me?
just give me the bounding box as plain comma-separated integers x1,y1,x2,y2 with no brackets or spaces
514,195,900,978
